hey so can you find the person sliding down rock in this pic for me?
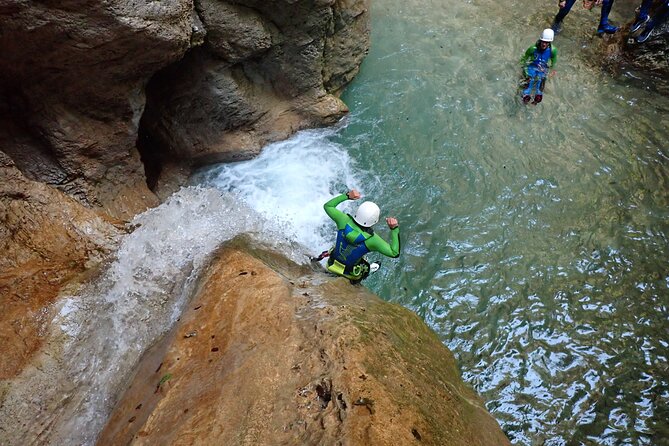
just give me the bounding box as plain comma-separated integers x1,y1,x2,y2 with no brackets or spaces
314,189,400,284
520,29,558,105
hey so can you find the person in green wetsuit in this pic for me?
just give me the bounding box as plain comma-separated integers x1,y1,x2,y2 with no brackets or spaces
520,29,558,105
321,189,400,283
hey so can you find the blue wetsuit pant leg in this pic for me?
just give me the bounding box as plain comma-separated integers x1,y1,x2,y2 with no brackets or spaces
555,0,577,22
523,66,546,97
639,0,653,18
600,0,615,25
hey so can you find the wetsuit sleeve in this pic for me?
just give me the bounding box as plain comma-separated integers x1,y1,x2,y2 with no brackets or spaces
550,47,558,67
520,46,535,76
520,46,535,66
324,193,350,230
365,228,401,258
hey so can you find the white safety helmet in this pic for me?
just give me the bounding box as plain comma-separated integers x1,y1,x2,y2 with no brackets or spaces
354,201,380,227
540,28,554,42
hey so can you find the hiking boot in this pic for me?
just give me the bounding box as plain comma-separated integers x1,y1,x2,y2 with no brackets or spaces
630,15,649,33
532,95,543,105
551,19,563,34
636,27,653,43
597,23,619,35
522,95,531,104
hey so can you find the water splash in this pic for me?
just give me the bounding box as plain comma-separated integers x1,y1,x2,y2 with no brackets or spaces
193,126,363,254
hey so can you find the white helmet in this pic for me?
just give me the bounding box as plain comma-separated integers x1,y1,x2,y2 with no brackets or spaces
354,201,380,227
540,28,554,42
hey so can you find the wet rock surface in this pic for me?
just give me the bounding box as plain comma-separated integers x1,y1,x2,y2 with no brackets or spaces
597,0,669,92
138,0,369,194
97,244,510,446
0,153,121,380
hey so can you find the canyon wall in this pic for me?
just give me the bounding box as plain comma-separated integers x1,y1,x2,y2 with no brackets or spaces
0,0,370,379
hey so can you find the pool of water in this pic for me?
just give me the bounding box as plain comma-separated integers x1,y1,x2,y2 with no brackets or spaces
328,0,669,444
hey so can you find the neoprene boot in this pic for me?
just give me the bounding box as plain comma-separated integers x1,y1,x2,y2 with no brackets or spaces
630,14,649,33
631,0,653,32
636,26,653,42
522,95,531,104
532,95,543,105
551,18,563,34
597,23,619,34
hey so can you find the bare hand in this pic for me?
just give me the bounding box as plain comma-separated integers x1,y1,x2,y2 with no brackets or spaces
549,70,557,78
583,0,595,10
346,189,361,200
386,217,399,229
559,0,567,8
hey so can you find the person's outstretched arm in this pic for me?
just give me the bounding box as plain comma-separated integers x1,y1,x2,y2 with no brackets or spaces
365,218,401,258
324,189,360,229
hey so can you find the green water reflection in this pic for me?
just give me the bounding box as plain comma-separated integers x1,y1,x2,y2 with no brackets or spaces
330,0,669,444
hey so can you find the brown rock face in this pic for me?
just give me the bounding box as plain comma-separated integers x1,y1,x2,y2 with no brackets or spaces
98,244,510,446
0,0,370,207
0,153,120,379
0,0,195,217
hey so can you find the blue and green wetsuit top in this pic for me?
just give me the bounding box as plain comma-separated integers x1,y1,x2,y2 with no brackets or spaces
324,193,400,279
521,43,557,78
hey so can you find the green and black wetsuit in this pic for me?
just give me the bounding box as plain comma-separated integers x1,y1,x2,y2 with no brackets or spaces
324,193,400,281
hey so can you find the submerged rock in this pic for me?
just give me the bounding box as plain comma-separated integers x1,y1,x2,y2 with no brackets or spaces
98,243,510,445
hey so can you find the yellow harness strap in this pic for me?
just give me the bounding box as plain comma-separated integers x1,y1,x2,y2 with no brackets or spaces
326,260,364,280
326,259,346,276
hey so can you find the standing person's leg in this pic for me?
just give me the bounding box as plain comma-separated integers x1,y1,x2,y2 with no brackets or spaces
552,0,578,33
522,77,534,103
598,0,619,34
533,75,546,104
521,66,537,103
631,0,653,32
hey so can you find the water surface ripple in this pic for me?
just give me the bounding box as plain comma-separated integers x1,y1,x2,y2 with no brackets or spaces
329,0,669,444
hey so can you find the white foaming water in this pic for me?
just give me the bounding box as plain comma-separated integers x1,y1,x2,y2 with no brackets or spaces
22,127,364,445
194,126,363,254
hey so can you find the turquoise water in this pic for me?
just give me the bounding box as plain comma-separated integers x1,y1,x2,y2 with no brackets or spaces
328,0,669,444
